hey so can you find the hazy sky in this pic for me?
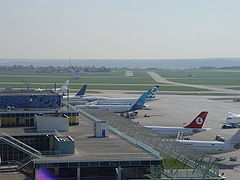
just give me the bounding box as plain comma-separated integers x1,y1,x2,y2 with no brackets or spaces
0,0,240,59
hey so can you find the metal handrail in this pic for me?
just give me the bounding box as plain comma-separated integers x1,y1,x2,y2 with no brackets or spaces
1,133,41,158
80,109,220,179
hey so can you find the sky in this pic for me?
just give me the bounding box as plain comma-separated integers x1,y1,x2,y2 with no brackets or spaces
0,0,240,59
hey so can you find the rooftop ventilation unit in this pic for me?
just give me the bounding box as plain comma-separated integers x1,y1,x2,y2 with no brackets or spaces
94,121,108,138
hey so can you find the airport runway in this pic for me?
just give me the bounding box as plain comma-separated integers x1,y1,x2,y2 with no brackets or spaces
147,71,240,94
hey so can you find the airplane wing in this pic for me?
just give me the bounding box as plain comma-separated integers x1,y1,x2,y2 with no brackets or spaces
228,112,237,115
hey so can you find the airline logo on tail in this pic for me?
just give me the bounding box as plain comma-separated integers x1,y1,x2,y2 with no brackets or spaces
128,92,148,112
76,84,87,96
59,80,69,91
147,85,160,98
184,111,208,128
195,117,204,125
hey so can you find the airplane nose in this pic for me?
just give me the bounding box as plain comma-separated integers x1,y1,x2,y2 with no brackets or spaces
233,143,240,149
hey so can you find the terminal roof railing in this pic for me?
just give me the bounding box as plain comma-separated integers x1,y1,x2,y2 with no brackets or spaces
1,132,41,159
79,109,221,179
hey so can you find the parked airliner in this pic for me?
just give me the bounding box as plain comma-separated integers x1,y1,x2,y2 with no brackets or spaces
177,129,240,155
36,80,69,93
145,111,210,138
223,112,240,126
63,84,87,100
80,85,160,105
74,90,150,114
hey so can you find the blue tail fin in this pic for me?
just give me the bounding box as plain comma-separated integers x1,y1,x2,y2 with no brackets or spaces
128,92,148,112
147,85,160,99
76,84,87,96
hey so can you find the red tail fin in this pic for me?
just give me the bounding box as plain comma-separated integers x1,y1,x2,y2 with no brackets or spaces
184,111,208,128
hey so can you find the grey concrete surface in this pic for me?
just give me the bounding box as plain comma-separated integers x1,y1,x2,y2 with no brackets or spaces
35,113,159,163
132,94,240,180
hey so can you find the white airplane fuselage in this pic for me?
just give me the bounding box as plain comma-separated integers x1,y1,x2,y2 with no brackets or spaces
75,104,132,113
177,140,240,155
225,114,240,125
36,87,66,93
145,126,209,138
55,87,67,93
81,97,154,105
63,95,82,100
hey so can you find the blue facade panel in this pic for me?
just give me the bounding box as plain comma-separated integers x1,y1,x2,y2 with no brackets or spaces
0,94,61,110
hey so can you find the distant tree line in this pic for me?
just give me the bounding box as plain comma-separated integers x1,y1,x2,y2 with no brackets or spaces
197,66,240,70
0,65,111,73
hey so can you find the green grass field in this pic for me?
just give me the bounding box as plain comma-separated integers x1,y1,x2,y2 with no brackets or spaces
160,153,191,169
168,78,240,85
155,70,240,78
0,71,71,76
151,69,240,85
0,76,156,84
0,69,157,85
79,85,208,91
162,157,190,169
0,83,209,92
0,69,125,76
1,69,239,91
227,87,240,90
86,70,125,76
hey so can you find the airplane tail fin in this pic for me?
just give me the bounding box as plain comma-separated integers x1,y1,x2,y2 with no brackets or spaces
61,80,69,89
226,130,240,144
59,80,69,91
128,92,148,112
76,84,87,96
147,85,160,99
184,111,208,128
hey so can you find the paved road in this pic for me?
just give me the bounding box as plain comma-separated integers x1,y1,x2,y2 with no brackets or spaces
147,71,240,94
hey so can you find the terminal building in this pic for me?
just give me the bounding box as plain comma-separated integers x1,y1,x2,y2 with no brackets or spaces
0,90,78,126
0,111,162,179
0,89,162,179
0,89,224,179
0,90,61,110
0,110,79,127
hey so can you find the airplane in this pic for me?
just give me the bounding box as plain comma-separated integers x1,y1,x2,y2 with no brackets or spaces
80,85,160,105
36,80,69,93
222,112,240,128
54,80,69,93
177,129,240,155
145,111,211,138
63,84,87,100
74,90,150,114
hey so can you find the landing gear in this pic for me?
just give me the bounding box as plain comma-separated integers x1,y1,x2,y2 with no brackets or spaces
125,111,138,119
134,111,138,116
